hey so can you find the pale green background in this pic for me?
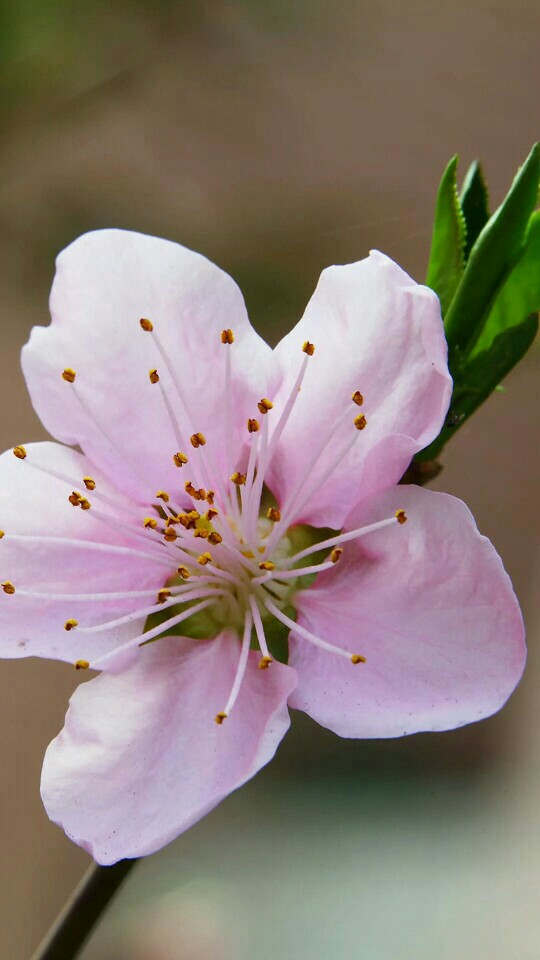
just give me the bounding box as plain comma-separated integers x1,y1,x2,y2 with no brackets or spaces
0,2,538,958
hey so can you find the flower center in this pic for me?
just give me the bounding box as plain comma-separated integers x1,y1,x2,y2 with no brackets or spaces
5,326,408,724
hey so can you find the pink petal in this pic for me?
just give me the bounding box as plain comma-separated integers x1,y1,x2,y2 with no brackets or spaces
288,486,525,737
22,230,275,502
41,631,296,864
267,252,451,529
0,443,165,663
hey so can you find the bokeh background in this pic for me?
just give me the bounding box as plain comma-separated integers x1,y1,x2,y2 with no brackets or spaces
0,2,539,958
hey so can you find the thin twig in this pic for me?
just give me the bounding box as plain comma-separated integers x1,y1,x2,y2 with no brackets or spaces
30,858,138,960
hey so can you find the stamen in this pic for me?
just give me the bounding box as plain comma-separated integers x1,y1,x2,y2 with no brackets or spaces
265,599,366,664
215,608,253,723
156,490,170,503
354,413,367,431
266,507,281,522
149,369,160,384
173,452,188,468
220,328,234,344
74,660,89,670
258,561,275,572
330,548,342,563
283,515,402,567
1,534,175,570
64,619,78,631
143,517,158,529
257,398,273,414
83,476,96,490
230,472,246,486
62,368,77,383
190,432,206,448
197,552,212,565
2,581,15,594
177,566,191,579
89,597,220,670
302,341,315,355
75,587,227,635
247,418,260,433
248,352,311,530
395,509,407,525
139,318,154,332
13,446,27,460
351,390,364,407
249,595,272,667
254,559,335,585
15,452,141,518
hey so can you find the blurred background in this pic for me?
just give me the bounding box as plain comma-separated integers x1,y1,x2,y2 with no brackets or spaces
0,1,538,958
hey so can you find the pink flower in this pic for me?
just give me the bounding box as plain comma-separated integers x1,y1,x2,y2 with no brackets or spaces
0,230,525,864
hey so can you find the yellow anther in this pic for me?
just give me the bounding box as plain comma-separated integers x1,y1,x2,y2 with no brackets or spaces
206,508,218,521
143,517,158,529
247,418,260,433
13,446,27,460
351,654,367,665
354,414,367,431
1,581,15,595
266,507,281,522
173,451,188,468
62,368,77,383
197,552,212,566
83,476,96,491
68,491,82,507
157,588,171,604
0,530,4,539
165,516,178,526
258,398,273,414
220,329,234,344
149,368,160,384
302,340,315,356
79,498,91,511
164,528,177,542
179,510,200,529
190,432,206,448
215,711,228,724
351,390,364,407
242,549,255,559
258,560,275,571
208,531,223,545
258,656,273,670
330,547,343,563
156,490,170,503
230,472,246,486
206,490,215,505
64,619,78,631
395,509,407,525
177,566,191,580
74,659,90,670
194,528,209,540
140,318,154,332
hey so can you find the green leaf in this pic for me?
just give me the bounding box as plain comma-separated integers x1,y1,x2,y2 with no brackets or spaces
416,313,538,461
444,143,540,362
425,155,466,317
472,210,540,354
460,160,490,261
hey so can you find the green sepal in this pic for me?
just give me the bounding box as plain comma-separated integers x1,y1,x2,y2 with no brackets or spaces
425,155,466,317
444,143,539,362
460,160,490,261
472,210,540,354
416,313,538,461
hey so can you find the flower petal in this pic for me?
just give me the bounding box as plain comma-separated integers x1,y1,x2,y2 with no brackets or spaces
41,631,296,863
288,486,525,737
22,230,275,502
267,252,451,528
0,442,166,663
